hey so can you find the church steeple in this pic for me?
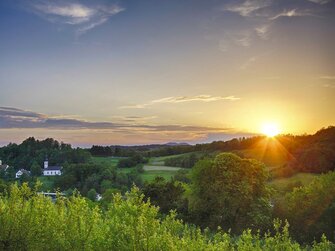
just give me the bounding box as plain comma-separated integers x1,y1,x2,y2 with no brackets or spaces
44,156,48,169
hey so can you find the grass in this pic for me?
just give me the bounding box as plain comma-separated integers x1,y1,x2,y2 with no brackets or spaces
143,165,181,171
117,166,185,182
92,155,189,182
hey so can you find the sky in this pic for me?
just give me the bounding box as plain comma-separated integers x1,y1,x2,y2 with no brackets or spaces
0,0,335,147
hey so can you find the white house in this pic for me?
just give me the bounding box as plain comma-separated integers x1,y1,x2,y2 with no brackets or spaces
43,158,62,176
16,169,30,179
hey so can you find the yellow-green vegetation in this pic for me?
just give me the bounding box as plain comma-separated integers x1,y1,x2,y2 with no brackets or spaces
273,172,335,243
0,183,333,250
269,173,318,191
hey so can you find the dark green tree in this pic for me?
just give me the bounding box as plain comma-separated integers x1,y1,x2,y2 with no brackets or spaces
30,161,42,176
188,153,271,233
87,188,97,201
142,177,187,215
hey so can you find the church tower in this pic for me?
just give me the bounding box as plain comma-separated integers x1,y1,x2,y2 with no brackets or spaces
44,157,48,169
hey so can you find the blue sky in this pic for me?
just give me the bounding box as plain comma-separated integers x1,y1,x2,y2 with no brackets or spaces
0,0,334,146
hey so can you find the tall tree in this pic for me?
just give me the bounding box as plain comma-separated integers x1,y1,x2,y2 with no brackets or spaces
188,153,271,233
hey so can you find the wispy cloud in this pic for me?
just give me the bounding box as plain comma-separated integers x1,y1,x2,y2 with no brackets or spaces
255,24,270,39
152,95,240,103
120,104,149,109
219,31,252,52
110,115,158,123
0,107,45,119
240,56,257,70
29,1,124,34
323,84,335,89
223,0,272,17
120,95,240,109
233,32,252,47
34,3,95,23
214,0,331,53
307,0,332,4
320,76,335,88
320,76,335,80
269,9,316,20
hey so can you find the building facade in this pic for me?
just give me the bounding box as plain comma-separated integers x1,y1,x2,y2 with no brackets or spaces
43,158,62,176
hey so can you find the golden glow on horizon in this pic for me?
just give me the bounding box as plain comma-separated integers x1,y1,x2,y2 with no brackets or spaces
261,122,280,137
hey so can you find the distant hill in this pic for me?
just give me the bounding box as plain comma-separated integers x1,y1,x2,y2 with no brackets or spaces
165,142,190,146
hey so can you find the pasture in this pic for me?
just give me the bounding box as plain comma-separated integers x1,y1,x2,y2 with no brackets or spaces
92,155,188,182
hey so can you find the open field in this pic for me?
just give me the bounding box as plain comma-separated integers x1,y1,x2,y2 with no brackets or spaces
117,166,187,182
91,155,188,182
142,164,186,182
143,165,181,171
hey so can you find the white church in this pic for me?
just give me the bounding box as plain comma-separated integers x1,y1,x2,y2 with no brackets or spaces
43,158,62,176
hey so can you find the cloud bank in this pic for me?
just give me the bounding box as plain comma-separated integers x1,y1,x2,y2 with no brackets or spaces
0,107,230,134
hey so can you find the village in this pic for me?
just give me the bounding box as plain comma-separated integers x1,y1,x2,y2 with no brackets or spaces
0,158,62,179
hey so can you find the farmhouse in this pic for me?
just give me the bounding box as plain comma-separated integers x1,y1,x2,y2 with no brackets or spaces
16,169,30,179
43,158,62,176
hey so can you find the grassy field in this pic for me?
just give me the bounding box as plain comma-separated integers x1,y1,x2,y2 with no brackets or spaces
92,155,189,182
142,164,184,182
143,165,181,171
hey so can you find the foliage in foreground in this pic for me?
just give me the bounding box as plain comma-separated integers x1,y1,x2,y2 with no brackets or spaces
0,184,334,251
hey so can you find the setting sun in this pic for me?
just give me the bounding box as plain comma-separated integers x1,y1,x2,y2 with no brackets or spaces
261,123,280,137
